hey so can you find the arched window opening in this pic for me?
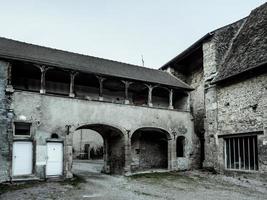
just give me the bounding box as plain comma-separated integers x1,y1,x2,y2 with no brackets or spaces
129,82,148,106
152,87,169,108
173,90,189,111
11,61,41,92
176,136,185,157
46,68,70,96
74,73,99,100
103,78,125,103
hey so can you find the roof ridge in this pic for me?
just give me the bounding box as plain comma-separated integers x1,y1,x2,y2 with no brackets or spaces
218,18,247,68
210,17,247,34
160,17,248,70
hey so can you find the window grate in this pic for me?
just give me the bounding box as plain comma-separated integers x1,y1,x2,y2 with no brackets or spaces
224,135,258,171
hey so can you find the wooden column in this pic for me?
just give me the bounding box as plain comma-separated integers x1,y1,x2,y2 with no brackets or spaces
69,71,78,97
122,81,131,104
146,84,153,107
169,88,174,109
38,65,49,94
97,76,106,101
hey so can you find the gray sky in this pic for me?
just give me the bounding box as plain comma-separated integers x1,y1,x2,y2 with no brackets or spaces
0,0,265,69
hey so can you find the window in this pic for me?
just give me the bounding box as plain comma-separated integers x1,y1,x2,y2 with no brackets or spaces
51,133,59,139
14,122,31,136
176,136,185,157
224,135,258,171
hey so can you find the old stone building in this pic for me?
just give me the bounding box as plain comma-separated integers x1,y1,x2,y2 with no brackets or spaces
0,36,194,182
0,2,266,184
161,3,267,173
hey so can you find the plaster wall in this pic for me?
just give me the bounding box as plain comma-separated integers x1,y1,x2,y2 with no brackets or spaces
9,90,195,178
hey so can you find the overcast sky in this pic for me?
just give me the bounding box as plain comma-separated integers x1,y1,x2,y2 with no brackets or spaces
0,0,265,69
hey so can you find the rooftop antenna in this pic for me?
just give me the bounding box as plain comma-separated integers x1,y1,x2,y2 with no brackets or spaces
141,55,144,67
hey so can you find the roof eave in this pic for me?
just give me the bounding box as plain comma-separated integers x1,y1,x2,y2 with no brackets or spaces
212,62,267,84
160,32,214,70
0,52,192,91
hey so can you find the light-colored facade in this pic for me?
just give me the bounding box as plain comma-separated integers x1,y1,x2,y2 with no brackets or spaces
0,47,194,182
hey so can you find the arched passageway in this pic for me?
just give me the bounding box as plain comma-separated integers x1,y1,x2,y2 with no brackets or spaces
73,129,103,160
74,124,125,174
131,128,170,172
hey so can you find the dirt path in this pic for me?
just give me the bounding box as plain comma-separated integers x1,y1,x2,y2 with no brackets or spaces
1,160,266,200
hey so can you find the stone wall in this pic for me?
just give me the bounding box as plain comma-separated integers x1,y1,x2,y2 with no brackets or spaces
167,63,204,168
216,73,267,172
202,38,219,169
217,74,265,134
187,66,204,168
0,61,9,183
202,19,267,173
202,20,245,169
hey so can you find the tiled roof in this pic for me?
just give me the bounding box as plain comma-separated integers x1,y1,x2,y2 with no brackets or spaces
0,37,192,90
213,3,267,83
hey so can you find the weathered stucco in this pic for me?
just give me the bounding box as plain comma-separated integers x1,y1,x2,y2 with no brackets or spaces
6,90,194,179
166,64,204,169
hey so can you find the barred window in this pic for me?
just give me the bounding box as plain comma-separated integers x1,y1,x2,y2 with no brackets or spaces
224,135,258,171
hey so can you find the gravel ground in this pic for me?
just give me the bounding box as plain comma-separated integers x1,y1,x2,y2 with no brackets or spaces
1,160,266,200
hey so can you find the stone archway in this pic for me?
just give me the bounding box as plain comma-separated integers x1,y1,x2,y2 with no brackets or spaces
74,124,126,174
130,127,171,172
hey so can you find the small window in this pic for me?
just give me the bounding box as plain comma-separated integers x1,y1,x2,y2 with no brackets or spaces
224,135,258,171
51,133,59,139
14,122,31,136
176,136,185,157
